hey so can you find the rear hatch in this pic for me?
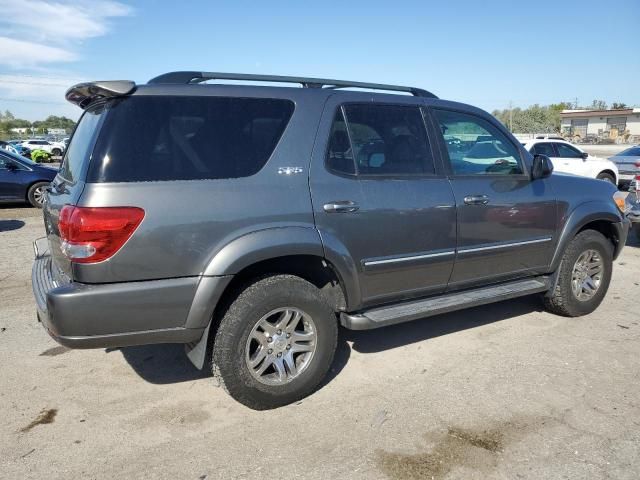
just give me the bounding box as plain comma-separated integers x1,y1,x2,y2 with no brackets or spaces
43,104,106,280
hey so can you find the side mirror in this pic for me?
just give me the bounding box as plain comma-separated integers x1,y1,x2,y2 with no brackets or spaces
581,152,589,160
532,154,553,180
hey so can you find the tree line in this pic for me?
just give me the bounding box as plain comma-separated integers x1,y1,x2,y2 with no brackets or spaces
0,110,76,140
492,100,630,134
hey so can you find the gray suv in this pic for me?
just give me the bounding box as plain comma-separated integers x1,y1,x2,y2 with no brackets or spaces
32,71,629,409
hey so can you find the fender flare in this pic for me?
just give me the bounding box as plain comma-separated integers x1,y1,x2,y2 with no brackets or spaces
184,226,361,369
549,200,623,271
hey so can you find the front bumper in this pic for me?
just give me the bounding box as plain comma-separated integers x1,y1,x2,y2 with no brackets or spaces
31,248,229,349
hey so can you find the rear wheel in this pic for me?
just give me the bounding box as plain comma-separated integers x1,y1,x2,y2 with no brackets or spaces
212,275,338,410
51,148,62,156
596,172,615,184
544,230,613,317
27,182,49,208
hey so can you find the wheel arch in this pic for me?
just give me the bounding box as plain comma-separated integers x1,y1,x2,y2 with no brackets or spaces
550,201,625,272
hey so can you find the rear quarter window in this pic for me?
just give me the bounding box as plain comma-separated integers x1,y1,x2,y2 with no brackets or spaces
59,105,105,183
88,96,295,183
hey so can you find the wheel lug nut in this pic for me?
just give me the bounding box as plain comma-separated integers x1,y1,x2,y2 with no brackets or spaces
286,345,291,350
277,352,282,357
286,333,291,338
277,329,282,335
267,349,273,354
267,337,273,343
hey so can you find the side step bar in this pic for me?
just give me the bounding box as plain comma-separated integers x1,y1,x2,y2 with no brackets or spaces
341,277,550,330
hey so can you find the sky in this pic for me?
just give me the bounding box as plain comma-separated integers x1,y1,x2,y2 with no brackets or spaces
0,0,638,121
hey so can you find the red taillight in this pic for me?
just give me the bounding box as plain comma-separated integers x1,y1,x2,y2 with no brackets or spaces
58,206,145,263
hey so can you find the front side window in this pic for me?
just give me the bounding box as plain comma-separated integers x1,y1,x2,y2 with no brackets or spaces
340,104,435,175
531,143,556,156
554,143,583,159
433,109,523,176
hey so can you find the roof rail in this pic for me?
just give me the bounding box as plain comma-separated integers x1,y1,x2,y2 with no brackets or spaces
147,71,437,98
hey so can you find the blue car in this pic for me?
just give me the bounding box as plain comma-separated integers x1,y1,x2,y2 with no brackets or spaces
0,149,57,207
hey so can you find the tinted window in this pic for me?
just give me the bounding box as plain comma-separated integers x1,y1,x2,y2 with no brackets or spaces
0,151,26,170
619,147,640,157
342,104,434,175
88,96,294,183
531,143,556,156
59,106,105,183
325,109,355,175
434,109,523,175
555,143,582,158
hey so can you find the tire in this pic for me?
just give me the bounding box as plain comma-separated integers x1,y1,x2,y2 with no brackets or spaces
27,182,49,208
212,275,338,410
544,230,613,317
596,172,615,184
51,148,62,156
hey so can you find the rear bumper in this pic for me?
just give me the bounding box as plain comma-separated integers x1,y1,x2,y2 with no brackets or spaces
31,252,229,349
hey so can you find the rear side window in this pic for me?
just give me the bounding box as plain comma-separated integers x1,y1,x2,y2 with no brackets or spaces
88,96,294,182
342,104,435,175
59,106,105,183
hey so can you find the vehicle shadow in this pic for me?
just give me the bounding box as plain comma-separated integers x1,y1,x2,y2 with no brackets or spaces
0,219,25,232
115,295,542,388
625,229,639,248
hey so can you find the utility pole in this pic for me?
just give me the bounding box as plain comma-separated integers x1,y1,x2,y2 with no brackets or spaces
508,101,513,132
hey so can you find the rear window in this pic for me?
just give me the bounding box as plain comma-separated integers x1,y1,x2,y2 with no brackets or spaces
59,105,106,183
87,96,294,183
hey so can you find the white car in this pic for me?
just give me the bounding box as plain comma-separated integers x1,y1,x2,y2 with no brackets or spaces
522,139,619,185
20,139,65,156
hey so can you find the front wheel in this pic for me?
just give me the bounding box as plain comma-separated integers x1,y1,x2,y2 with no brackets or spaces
212,275,338,410
51,148,62,156
544,230,613,317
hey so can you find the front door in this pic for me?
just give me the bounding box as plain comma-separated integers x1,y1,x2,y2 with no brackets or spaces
548,142,591,177
0,154,27,201
310,97,457,309
429,107,557,289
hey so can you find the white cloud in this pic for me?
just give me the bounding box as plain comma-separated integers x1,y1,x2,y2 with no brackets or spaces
0,0,132,67
0,37,76,69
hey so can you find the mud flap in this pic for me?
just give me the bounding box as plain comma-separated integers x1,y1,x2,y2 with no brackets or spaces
185,321,211,370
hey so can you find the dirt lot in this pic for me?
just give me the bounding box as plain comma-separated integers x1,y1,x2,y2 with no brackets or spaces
1,205,639,480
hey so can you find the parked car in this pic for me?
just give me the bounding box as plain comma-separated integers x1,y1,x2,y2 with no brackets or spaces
20,139,65,156
609,145,640,190
0,148,56,207
0,140,19,155
13,144,33,159
522,139,619,185
32,72,629,409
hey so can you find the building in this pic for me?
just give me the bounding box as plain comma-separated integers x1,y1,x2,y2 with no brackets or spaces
10,127,28,135
47,128,67,135
560,108,640,143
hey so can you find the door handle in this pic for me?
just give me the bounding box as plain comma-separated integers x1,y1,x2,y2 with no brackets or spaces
323,201,359,213
463,195,489,205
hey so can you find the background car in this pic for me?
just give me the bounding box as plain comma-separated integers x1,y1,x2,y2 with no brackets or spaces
0,148,57,207
609,145,640,190
523,139,619,185
20,139,65,156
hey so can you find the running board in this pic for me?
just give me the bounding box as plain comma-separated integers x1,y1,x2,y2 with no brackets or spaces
341,277,550,330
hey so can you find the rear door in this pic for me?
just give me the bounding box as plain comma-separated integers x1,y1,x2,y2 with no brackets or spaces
310,95,457,309
428,107,557,289
43,106,105,279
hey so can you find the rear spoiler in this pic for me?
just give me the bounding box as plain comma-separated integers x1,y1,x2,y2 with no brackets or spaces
65,80,136,109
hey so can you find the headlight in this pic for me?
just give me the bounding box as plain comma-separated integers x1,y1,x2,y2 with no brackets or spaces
613,191,627,213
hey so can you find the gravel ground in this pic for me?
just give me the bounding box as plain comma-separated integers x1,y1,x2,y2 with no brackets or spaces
1,205,639,480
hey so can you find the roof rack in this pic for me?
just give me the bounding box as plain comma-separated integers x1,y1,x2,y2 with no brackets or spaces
147,71,437,98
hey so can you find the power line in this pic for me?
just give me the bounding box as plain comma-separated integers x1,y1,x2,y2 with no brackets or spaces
0,96,67,105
